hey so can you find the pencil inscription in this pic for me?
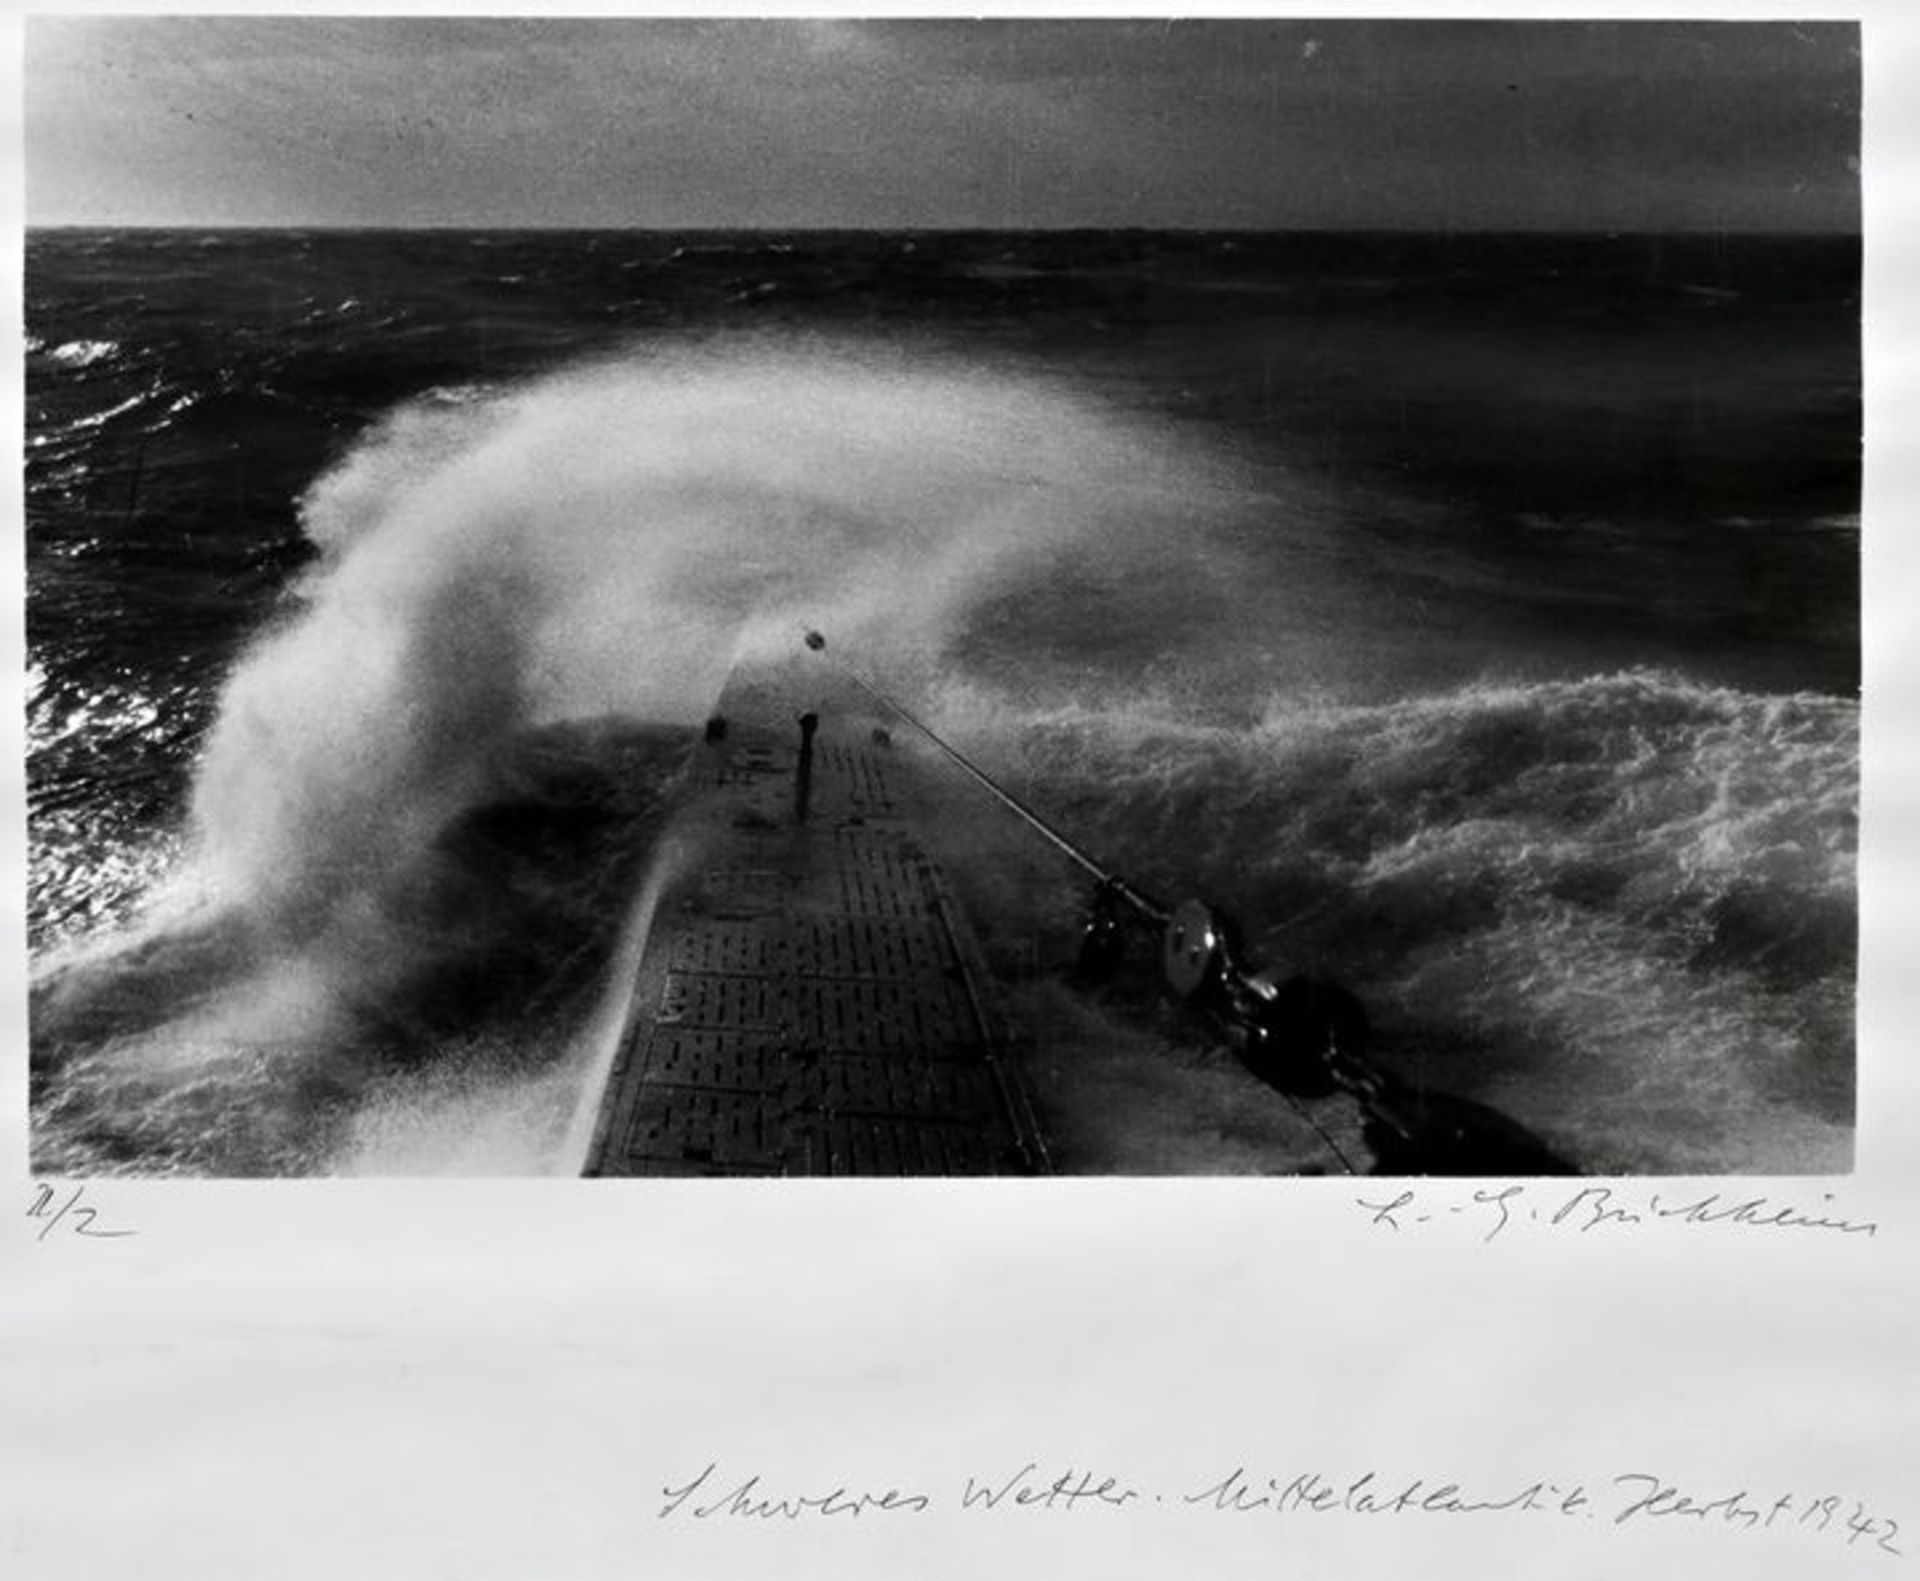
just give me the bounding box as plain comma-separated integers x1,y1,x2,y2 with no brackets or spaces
1354,1184,1877,1242
659,1462,1903,1556
25,1183,135,1242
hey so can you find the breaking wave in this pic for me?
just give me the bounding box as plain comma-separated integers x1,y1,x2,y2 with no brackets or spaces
28,335,1856,1175
934,670,1856,1174
30,340,1251,1174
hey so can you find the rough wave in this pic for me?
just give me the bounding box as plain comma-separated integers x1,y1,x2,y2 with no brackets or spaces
193,340,1232,937
936,670,1856,1173
29,336,1856,1175
32,341,1243,1174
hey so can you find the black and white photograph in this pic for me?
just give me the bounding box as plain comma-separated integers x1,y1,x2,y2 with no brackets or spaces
24,16,1860,1178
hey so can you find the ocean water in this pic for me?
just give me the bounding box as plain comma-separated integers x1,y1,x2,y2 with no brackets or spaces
25,228,1859,1176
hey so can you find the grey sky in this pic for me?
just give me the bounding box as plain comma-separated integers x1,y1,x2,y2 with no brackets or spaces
25,17,1859,232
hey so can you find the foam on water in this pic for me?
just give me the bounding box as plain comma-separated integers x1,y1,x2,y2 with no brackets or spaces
30,336,1856,1174
33,340,1241,1173
191,339,1229,937
46,338,120,367
933,670,1856,1173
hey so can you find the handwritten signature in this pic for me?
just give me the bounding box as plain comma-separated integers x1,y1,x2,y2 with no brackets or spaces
26,1183,135,1242
1353,1184,1878,1243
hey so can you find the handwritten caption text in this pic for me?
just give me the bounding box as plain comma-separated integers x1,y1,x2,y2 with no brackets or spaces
659,1461,1902,1558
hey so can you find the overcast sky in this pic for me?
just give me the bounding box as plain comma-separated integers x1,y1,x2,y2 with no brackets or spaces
24,17,1859,232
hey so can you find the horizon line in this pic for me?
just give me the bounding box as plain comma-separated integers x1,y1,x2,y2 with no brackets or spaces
23,220,1861,239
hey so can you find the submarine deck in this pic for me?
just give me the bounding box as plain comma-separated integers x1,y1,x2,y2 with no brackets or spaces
583,665,1051,1177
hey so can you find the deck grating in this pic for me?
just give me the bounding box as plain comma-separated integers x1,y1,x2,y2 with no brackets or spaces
586,695,1048,1177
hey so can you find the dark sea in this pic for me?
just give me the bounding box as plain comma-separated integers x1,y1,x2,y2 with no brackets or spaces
25,227,1859,1176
